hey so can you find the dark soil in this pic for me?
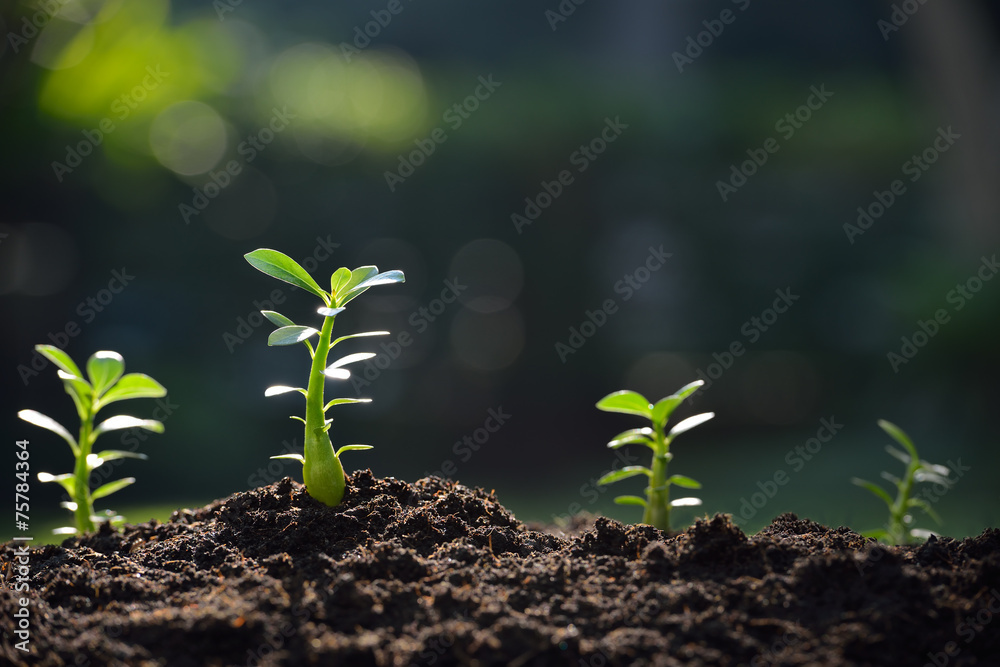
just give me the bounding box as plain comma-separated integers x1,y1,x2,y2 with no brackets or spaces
2,471,998,666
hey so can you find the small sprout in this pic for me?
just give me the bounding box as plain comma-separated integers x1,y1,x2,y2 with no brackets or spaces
18,346,166,535
245,248,404,507
595,380,714,531
852,419,952,545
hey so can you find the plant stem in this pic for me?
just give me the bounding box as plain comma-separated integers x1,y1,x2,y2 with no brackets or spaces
74,407,95,534
302,313,346,506
645,422,670,531
889,458,918,544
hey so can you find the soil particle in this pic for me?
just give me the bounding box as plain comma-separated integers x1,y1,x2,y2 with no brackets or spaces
2,471,998,666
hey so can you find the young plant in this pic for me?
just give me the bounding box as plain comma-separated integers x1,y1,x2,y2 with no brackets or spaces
244,248,404,507
595,380,714,531
852,419,952,545
17,345,167,535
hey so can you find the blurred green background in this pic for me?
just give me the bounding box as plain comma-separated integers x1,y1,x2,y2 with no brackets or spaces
3,0,998,543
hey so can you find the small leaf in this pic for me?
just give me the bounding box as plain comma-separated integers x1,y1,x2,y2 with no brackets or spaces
597,466,653,485
324,398,372,410
265,385,308,397
91,450,149,464
94,416,163,437
613,495,647,507
913,470,952,487
317,307,346,318
669,379,705,401
327,352,376,371
290,416,306,424
38,472,76,496
86,351,125,397
336,444,374,457
245,249,328,302
97,374,167,408
337,268,405,307
880,471,902,486
667,474,702,489
596,390,652,418
59,371,93,421
884,445,912,466
330,267,352,295
18,409,78,454
606,427,655,450
651,396,683,427
909,528,936,540
268,325,319,346
271,453,305,464
668,412,714,438
262,310,295,328
53,526,78,535
852,478,894,507
670,497,703,507
907,497,942,524
877,419,919,461
34,344,83,377
330,331,390,349
92,477,136,500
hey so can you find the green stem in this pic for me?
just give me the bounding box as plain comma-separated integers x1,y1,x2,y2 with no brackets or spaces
302,313,346,506
74,407,95,534
645,422,670,531
889,459,918,544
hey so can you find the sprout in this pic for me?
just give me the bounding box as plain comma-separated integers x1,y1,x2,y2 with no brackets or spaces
18,346,166,535
595,380,714,531
244,248,404,507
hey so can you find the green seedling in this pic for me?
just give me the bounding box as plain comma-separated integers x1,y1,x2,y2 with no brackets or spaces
17,345,167,535
595,380,714,531
245,248,404,507
852,419,953,545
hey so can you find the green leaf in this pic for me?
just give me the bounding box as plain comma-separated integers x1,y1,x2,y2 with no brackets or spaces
34,344,83,377
651,396,683,427
58,371,93,421
330,267,352,296
877,419,919,461
317,307,346,318
335,266,378,304
97,374,167,409
330,331,390,349
669,379,705,402
91,450,149,464
913,470,952,487
337,268,405,307
271,453,305,464
325,352,376,379
38,472,76,496
265,385,308,397
94,416,164,437
613,495,647,507
245,249,328,302
884,445,912,466
670,497,703,507
861,528,888,540
668,412,714,438
324,398,372,410
852,478,894,507
86,351,124,397
18,409,78,454
667,474,702,489
52,526,78,536
596,390,652,419
268,325,319,346
336,444,374,457
597,466,653,485
907,497,942,524
92,477,135,500
607,427,656,450
262,310,295,328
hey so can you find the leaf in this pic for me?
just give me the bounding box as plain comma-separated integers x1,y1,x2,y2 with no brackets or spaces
326,352,376,372
38,472,76,496
884,445,912,466
336,444,374,457
613,495,647,507
667,474,702,489
59,371,93,421
92,477,135,500
86,351,124,398
907,497,942,524
334,266,378,306
880,471,902,486
324,398,372,410
268,325,319,346
607,427,656,450
91,450,149,464
597,466,653,485
18,409,78,454
317,307,346,318
262,310,295,328
94,416,163,437
53,526,79,536
668,412,714,438
245,249,328,302
35,344,83,377
330,331,390,349
265,385,308,397
337,268,405,307
877,419,919,461
271,453,305,464
330,267,352,295
669,379,705,401
651,396,684,427
913,470,952,487
97,374,167,409
861,528,888,540
909,528,937,541
595,390,652,419
852,478,894,507
670,497,703,507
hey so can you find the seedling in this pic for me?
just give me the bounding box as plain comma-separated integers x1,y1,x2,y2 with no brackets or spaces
244,248,404,507
17,345,167,535
852,419,952,545
595,380,714,531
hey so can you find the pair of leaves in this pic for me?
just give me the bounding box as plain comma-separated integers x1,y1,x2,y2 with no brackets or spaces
38,471,136,501
597,380,712,433
271,444,373,466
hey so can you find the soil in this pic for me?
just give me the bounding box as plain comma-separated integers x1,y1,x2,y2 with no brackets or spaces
2,471,998,667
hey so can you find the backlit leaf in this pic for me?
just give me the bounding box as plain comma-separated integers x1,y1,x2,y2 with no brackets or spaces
668,412,714,438
597,466,653,485
97,374,167,409
268,325,319,346
35,344,83,377
92,477,135,500
596,390,652,418
86,351,124,397
245,249,328,302
18,409,78,453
